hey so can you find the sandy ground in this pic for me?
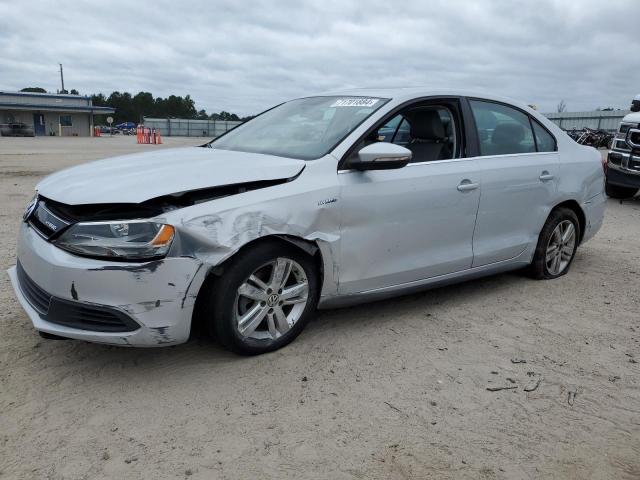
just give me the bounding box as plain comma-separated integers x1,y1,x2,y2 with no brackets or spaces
0,136,639,480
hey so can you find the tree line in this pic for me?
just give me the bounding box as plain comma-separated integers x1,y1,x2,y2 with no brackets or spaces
20,87,252,123
91,91,253,123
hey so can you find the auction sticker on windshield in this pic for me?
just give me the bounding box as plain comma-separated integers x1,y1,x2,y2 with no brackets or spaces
330,98,379,107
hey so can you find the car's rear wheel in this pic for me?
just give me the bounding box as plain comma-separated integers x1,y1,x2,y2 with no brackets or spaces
205,241,319,355
605,181,638,199
528,208,580,280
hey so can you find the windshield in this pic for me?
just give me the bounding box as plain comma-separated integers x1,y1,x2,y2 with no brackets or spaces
210,96,388,160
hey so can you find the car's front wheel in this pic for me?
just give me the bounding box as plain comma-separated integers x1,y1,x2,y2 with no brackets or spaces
205,240,319,355
528,207,580,280
605,181,638,199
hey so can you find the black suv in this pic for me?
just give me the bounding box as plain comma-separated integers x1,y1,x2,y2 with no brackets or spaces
606,97,640,199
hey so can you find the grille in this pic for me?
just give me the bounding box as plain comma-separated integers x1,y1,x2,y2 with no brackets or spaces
16,262,51,314
16,262,139,333
614,139,631,152
27,199,72,239
608,153,622,166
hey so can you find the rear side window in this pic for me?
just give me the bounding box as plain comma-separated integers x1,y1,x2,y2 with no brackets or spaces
532,120,556,152
469,100,535,156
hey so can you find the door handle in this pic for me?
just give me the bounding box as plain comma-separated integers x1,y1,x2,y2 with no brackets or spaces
539,171,555,182
457,180,479,192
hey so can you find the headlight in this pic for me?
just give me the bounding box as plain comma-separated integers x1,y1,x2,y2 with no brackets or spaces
56,221,175,260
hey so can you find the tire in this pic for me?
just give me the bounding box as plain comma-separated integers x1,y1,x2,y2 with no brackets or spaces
204,240,319,355
528,208,580,280
605,181,638,199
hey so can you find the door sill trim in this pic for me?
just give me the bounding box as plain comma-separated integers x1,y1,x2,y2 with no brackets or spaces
319,251,531,309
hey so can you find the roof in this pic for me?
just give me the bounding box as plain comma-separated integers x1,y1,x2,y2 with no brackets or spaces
317,86,516,101
0,90,92,100
0,101,115,114
0,90,114,114
314,87,533,112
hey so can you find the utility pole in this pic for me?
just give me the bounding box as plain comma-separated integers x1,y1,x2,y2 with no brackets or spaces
59,63,65,93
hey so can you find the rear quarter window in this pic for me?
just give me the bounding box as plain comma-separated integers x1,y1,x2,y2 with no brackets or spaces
532,120,557,152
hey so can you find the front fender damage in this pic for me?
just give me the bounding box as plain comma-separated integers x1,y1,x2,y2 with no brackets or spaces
164,197,341,298
20,163,341,346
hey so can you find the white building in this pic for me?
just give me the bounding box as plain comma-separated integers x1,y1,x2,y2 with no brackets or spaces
0,91,115,137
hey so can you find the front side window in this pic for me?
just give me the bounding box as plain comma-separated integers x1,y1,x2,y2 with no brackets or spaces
402,106,457,162
59,115,72,127
376,115,411,146
348,103,459,165
469,100,535,156
210,96,388,160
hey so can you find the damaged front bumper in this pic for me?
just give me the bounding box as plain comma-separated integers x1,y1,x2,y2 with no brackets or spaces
7,223,207,346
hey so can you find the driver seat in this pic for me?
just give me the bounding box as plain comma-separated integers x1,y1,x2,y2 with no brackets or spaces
407,110,451,162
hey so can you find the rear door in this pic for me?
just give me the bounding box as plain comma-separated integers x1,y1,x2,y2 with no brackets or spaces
466,99,559,266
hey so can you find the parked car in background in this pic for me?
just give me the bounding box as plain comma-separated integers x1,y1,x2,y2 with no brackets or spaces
98,125,113,135
1,122,35,137
114,121,135,135
8,89,606,355
606,93,640,198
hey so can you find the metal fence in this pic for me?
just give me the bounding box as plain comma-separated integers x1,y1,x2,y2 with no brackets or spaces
543,110,631,132
142,117,242,137
145,110,631,138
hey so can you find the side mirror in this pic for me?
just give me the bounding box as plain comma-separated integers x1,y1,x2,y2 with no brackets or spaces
349,142,412,171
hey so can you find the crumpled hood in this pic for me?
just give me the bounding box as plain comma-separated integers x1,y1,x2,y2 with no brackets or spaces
36,147,306,205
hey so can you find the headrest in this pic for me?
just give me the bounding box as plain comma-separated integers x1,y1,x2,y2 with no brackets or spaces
410,110,445,140
492,122,524,145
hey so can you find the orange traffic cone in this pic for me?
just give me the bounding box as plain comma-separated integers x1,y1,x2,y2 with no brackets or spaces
156,130,162,144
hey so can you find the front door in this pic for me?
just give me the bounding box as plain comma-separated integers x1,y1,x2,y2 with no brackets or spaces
337,101,481,294
33,113,45,136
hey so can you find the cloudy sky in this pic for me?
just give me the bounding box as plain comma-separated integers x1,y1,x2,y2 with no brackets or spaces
1,0,639,115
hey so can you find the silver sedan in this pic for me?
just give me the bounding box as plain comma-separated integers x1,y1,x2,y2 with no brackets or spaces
8,88,606,354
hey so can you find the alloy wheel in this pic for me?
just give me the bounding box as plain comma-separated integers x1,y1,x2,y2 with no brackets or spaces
545,220,576,275
234,257,309,340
